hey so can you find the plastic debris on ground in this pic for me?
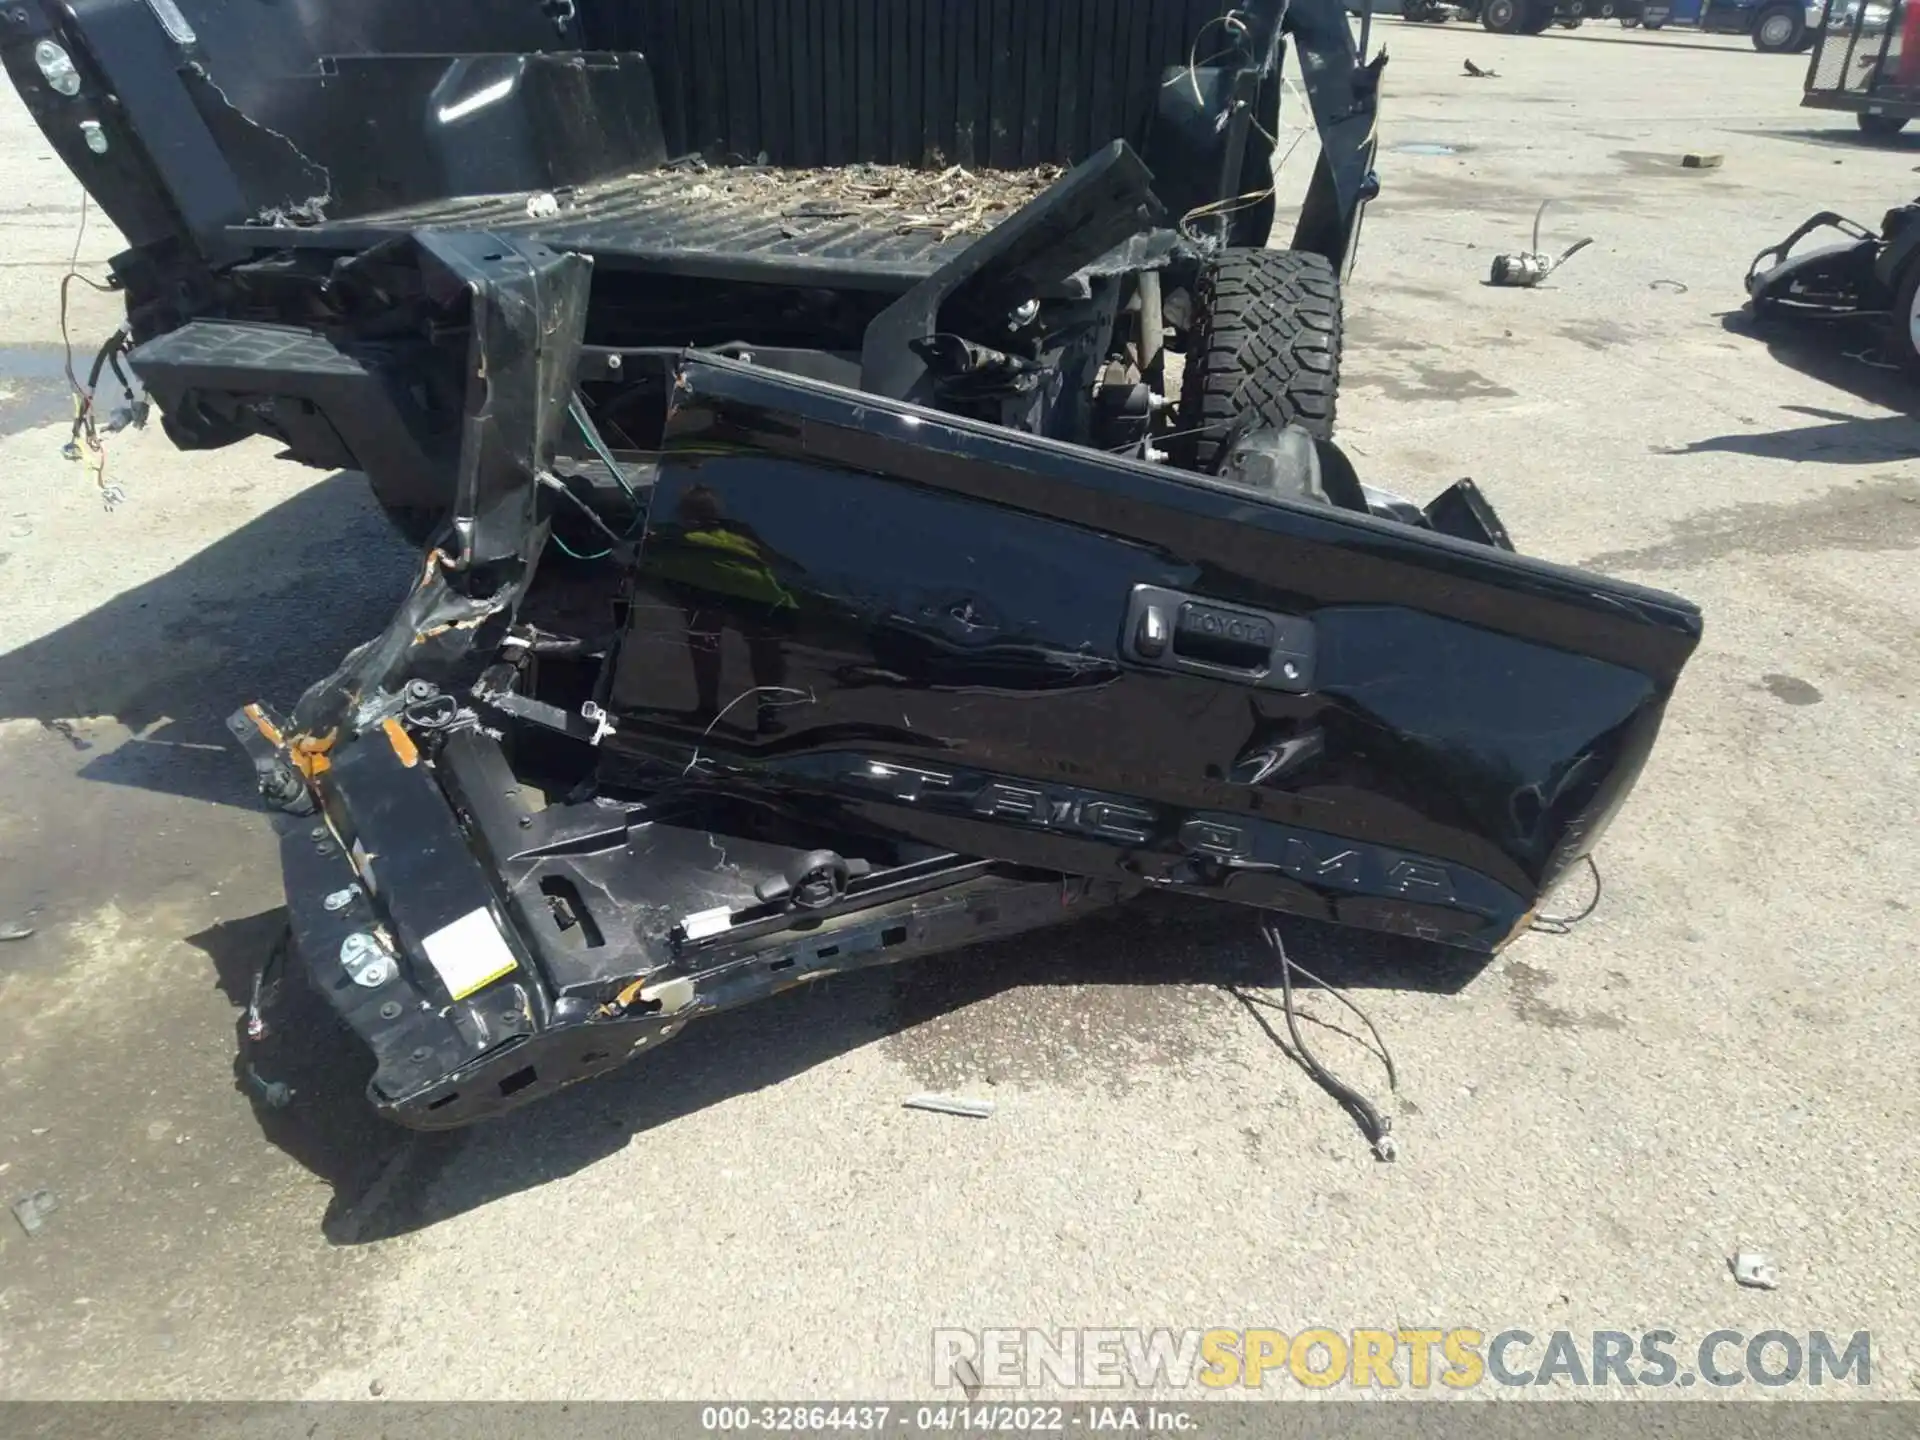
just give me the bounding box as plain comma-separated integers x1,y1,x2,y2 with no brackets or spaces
902,1093,996,1119
11,1189,58,1237
1732,1250,1781,1290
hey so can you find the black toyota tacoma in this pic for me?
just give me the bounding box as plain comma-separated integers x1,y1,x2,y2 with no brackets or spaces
4,0,1698,1129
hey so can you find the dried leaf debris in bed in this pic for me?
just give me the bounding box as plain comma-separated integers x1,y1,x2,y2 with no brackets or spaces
660,162,1066,240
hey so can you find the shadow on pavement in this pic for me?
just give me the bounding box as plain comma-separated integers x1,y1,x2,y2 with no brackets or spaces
1720,308,1920,417
0,469,417,808
1748,125,1920,155
200,894,1488,1244
188,908,419,1228
1385,15,1749,53
1549,29,1781,55
1671,311,1920,461
1666,405,1920,463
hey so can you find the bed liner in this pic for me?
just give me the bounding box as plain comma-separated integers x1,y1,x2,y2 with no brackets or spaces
228,162,1073,289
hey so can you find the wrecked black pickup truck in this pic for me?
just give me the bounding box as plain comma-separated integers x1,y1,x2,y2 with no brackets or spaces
6,0,1700,1129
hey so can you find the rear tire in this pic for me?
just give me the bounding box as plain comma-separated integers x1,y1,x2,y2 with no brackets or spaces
1857,112,1911,137
1482,0,1526,31
1174,249,1342,473
1751,3,1805,50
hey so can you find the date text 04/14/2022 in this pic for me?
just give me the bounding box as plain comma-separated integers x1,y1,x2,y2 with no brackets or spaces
698,1404,1199,1432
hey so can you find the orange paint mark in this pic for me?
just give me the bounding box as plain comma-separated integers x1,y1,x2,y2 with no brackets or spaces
381,716,420,769
242,703,284,748
288,730,336,781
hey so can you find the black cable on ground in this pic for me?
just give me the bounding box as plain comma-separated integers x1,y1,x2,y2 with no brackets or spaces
1260,919,1399,1162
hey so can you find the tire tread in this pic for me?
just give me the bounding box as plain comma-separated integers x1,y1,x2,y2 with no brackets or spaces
1176,248,1342,473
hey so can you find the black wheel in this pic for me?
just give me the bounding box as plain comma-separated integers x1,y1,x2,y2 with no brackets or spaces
1482,0,1525,31
1857,112,1911,137
1174,249,1341,473
1751,4,1805,51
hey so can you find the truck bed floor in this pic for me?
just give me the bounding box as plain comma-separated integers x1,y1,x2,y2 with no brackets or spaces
227,162,1065,291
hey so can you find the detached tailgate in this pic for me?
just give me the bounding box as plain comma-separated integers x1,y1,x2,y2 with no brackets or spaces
600,355,1701,952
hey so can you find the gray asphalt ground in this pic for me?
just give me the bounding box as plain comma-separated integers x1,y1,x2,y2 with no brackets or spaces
1,21,1916,1403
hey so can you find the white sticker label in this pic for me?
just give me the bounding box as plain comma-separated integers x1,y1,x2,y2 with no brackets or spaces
421,907,519,1001
680,906,734,941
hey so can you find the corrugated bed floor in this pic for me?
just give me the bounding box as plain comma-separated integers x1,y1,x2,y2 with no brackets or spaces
231,162,1065,286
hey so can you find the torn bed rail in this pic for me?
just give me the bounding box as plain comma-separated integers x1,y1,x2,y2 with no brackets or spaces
231,704,1115,1128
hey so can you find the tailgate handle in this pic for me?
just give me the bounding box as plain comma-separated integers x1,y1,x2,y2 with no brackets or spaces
1121,585,1314,693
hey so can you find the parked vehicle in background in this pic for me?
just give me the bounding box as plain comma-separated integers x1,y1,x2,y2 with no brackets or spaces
1458,0,1658,31
1472,0,1585,33
1801,0,1920,136
1700,0,1821,49
1402,0,1664,27
1579,0,1654,21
